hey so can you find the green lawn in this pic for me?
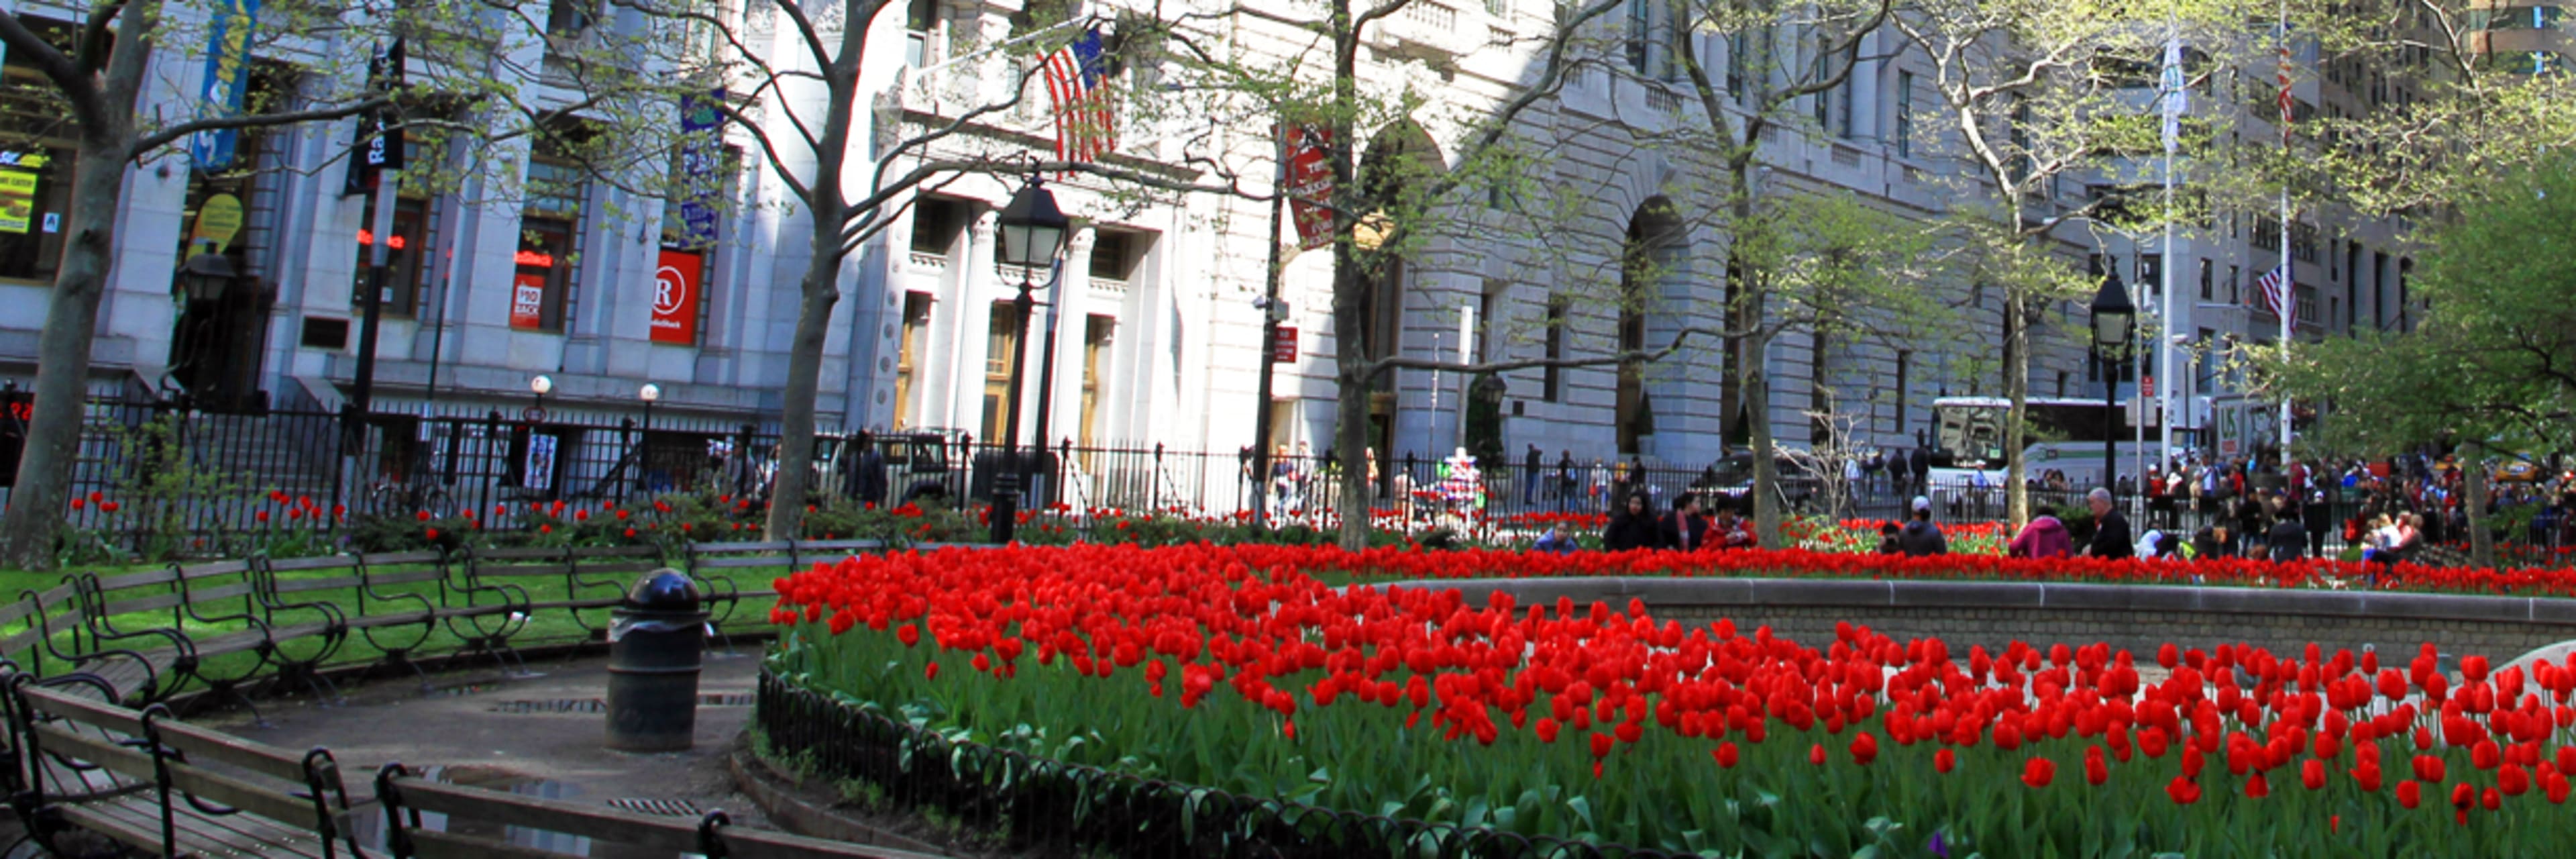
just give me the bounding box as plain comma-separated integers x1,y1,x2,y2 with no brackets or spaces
0,557,785,698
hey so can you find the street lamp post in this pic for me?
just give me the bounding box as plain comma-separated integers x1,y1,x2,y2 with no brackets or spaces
636,383,661,499
527,374,553,423
2089,261,2136,495
991,177,1069,545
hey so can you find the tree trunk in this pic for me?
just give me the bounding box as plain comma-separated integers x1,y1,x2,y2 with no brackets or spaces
2463,442,2496,568
764,18,861,540
765,280,839,539
1330,0,1371,552
0,134,133,569
2004,289,2031,526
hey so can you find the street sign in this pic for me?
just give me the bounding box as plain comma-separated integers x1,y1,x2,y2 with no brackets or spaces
1273,326,1297,363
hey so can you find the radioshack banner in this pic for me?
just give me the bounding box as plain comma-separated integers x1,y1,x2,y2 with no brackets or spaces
510,272,545,330
649,249,701,345
1281,124,1333,251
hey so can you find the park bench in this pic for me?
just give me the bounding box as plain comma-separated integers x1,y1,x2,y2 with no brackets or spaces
463,545,672,654
1,583,167,702
686,539,888,643
8,675,366,859
259,552,529,689
374,763,936,859
65,562,299,707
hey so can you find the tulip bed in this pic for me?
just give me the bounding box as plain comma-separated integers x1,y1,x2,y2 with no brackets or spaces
767,543,2576,856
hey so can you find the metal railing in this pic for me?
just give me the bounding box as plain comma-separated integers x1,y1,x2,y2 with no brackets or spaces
756,670,1686,859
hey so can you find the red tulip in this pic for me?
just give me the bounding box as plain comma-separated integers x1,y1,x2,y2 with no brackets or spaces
2301,758,2327,791
1934,748,1955,773
2021,757,2055,789
2166,776,2201,805
2399,780,2422,809
1848,732,1878,766
1715,742,1739,768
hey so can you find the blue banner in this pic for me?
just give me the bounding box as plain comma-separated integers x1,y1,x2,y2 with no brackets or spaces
190,0,262,170
676,90,724,249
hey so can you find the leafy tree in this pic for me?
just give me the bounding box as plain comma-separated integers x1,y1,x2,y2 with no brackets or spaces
0,1,585,568
2267,158,2576,567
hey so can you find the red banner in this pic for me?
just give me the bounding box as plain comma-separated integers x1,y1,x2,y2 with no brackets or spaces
509,272,546,330
651,249,702,345
1282,125,1333,251
1273,326,1297,363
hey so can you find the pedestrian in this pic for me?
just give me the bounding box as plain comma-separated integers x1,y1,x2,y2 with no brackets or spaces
1661,494,1708,552
1556,450,1577,513
1604,492,1659,552
1898,495,1947,556
1523,443,1544,507
2082,487,2134,560
2269,504,2308,562
2304,489,2333,558
1533,524,1579,554
2010,515,2074,559
1878,521,1904,554
1707,501,1756,549
843,430,889,507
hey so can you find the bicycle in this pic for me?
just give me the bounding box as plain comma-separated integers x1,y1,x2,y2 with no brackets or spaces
367,475,455,520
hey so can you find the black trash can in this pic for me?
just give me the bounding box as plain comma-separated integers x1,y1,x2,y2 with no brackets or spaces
605,569,708,752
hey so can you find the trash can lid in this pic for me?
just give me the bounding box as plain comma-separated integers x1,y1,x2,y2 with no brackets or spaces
625,569,701,610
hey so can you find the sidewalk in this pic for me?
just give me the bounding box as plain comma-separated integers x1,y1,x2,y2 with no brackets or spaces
201,650,774,828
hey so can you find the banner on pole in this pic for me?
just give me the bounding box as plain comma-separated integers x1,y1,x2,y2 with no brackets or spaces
676,90,725,249
649,250,702,345
1282,125,1334,251
191,0,264,170
343,40,407,194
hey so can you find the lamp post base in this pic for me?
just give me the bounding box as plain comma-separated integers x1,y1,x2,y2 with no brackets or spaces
990,471,1020,545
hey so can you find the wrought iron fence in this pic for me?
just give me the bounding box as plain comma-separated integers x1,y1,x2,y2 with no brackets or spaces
755,670,1689,859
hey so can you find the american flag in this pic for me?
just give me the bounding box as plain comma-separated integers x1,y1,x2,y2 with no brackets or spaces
1042,26,1116,167
2254,263,2293,321
2275,41,2294,144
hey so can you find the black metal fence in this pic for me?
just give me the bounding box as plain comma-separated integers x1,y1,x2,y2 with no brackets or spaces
755,670,1688,859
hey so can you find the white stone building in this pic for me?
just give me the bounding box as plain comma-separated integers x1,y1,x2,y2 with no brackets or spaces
0,0,2429,509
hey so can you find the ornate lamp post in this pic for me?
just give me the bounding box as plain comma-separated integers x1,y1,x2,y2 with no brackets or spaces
2089,263,2135,493
990,177,1069,544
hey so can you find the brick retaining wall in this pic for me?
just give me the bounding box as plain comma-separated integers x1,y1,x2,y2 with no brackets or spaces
1390,578,2576,664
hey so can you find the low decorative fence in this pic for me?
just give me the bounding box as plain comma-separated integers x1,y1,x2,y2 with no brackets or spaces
754,670,1688,859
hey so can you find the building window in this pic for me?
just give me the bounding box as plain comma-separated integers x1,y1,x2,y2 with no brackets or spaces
1894,350,1911,436
894,292,932,429
905,0,938,67
2055,370,2068,399
2137,254,2161,294
352,191,433,316
1625,0,1652,74
514,157,587,332
0,38,82,284
1542,294,1567,402
1090,230,1136,281
981,301,1021,442
546,0,596,36
910,196,969,255
1726,32,1750,105
2226,264,2240,305
1894,71,1915,158
2198,258,2212,301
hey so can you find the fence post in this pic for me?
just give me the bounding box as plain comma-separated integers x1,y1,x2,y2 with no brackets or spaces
1151,443,1164,512
483,410,504,527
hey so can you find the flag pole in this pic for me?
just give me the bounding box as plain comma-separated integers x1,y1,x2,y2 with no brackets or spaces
2158,13,2182,478
2275,0,2294,462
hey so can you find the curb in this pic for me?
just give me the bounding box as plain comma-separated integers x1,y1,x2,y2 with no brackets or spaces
725,750,950,856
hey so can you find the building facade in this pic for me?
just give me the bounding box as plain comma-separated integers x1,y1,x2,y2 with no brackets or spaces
2,0,2469,509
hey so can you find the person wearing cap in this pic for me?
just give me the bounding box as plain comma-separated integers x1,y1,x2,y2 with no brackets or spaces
1897,495,1948,556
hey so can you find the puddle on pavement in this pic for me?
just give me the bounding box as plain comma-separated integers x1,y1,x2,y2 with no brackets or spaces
350,765,710,858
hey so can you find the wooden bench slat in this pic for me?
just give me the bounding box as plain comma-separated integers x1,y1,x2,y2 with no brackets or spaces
362,570,446,586
360,550,445,565
262,556,360,573
100,593,185,616
163,760,323,825
347,612,433,629
188,583,260,601
410,827,563,859
24,685,149,732
175,561,258,580
474,566,575,577
150,720,327,785
272,578,367,595
93,569,181,591
389,779,705,853
193,629,272,657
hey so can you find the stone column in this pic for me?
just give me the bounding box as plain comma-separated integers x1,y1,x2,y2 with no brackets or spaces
945,211,998,436
1039,228,1093,450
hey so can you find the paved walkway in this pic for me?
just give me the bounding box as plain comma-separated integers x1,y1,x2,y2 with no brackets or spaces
201,650,778,831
